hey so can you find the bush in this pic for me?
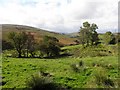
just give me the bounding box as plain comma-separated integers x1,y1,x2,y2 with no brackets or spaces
26,74,65,90
70,61,86,73
79,60,84,67
70,64,79,73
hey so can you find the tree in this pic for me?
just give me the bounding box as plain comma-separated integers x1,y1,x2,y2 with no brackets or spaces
91,31,99,45
104,31,116,45
79,22,99,47
90,24,99,45
79,27,89,46
8,31,28,57
39,36,60,58
25,32,36,57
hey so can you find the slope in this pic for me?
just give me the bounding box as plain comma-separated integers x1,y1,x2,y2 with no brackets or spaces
2,24,77,45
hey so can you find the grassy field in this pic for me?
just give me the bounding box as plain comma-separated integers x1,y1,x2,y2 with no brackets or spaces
2,55,119,89
62,44,118,58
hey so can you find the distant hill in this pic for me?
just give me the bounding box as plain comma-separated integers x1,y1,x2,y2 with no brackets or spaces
66,32,79,38
2,24,78,45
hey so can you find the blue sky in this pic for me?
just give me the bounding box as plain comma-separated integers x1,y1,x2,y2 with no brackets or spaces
0,0,118,33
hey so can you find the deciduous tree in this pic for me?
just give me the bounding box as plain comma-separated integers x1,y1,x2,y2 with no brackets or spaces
39,36,60,57
8,31,27,57
79,22,99,47
104,31,115,45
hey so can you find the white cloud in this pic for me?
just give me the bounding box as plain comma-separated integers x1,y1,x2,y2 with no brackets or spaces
0,0,119,33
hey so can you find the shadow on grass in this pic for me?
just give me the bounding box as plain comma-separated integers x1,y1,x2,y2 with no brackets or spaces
4,53,73,59
44,53,73,59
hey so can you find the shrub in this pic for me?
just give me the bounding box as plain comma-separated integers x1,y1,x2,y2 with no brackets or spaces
79,60,84,67
70,64,79,73
26,74,64,90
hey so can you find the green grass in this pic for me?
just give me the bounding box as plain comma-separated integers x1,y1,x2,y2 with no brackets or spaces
62,44,118,58
2,44,119,89
61,44,82,50
2,56,119,89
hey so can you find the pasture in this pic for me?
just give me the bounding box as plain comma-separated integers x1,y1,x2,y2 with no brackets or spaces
2,56,119,89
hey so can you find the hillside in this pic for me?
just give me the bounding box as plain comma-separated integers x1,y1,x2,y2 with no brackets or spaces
2,24,77,45
66,32,79,38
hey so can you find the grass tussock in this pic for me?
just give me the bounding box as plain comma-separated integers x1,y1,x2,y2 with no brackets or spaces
94,67,115,88
26,73,66,90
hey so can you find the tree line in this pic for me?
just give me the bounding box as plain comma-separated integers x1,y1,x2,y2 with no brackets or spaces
2,21,120,58
4,31,61,58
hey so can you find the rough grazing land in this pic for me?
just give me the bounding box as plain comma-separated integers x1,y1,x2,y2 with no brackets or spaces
2,56,118,89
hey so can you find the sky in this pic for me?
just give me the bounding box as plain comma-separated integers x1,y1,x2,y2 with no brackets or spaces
0,0,119,33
